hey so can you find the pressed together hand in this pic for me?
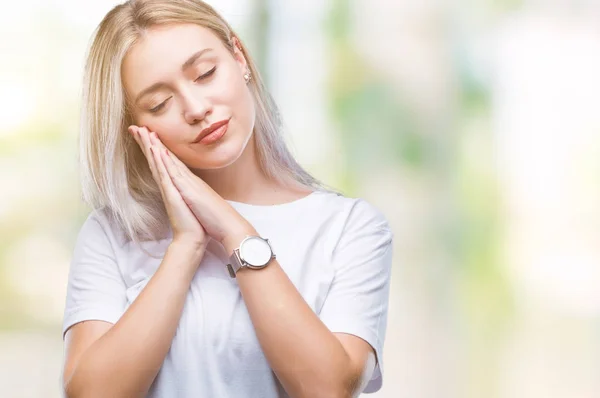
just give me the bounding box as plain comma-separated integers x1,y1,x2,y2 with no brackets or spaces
128,125,255,253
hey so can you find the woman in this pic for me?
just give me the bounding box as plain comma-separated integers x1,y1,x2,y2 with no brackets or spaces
61,1,394,397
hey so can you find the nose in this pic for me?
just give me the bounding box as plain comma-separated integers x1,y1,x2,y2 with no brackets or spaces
181,89,212,125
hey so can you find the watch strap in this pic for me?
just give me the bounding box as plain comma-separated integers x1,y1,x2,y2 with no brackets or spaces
226,249,243,278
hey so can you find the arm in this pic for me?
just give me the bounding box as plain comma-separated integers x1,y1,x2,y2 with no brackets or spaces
222,230,378,398
63,241,204,398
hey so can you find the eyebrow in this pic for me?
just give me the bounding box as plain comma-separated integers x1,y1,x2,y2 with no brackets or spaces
133,48,214,105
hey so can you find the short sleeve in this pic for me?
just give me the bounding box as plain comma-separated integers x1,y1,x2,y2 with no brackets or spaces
61,209,127,340
319,199,394,394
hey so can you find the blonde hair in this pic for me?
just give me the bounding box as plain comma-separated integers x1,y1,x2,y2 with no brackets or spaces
79,0,340,244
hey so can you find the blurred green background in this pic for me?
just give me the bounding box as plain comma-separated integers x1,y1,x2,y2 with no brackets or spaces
1,1,600,397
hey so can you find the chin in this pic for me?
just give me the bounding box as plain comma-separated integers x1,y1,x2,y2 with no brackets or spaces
185,134,247,170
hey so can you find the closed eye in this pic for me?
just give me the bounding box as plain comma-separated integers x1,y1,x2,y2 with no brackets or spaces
149,97,171,114
195,66,216,82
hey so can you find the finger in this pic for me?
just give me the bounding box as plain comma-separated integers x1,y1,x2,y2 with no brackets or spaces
148,132,211,196
148,132,194,175
151,144,183,204
160,147,188,193
129,125,144,152
141,133,189,192
134,127,162,188
150,146,166,184
148,146,171,206
138,127,153,155
130,126,152,164
138,128,157,165
144,130,173,185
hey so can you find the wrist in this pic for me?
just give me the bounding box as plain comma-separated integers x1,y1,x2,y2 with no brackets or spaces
163,240,206,282
221,223,257,255
169,238,207,260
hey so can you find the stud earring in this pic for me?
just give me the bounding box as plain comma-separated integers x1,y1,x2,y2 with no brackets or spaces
244,70,252,83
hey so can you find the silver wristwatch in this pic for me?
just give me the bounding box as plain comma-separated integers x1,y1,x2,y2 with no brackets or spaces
226,235,276,278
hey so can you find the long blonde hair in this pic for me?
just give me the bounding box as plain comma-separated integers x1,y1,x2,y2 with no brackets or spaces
79,0,340,244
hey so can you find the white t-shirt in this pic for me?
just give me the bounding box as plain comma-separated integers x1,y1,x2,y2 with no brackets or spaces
62,190,394,397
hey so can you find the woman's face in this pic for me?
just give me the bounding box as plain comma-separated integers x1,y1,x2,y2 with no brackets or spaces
122,23,255,170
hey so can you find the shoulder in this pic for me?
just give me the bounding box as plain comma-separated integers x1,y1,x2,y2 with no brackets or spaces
316,191,392,232
76,207,111,238
313,191,393,250
76,207,127,250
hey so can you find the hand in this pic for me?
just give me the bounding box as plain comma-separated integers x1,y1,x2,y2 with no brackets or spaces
131,125,255,248
129,126,209,251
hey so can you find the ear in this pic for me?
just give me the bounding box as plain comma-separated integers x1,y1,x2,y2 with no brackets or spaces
231,36,248,72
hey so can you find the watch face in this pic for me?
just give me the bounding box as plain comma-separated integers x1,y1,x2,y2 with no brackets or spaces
240,236,272,267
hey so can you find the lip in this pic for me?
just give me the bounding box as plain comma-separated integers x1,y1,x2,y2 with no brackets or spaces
192,119,230,144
